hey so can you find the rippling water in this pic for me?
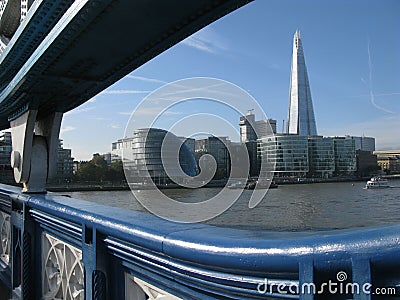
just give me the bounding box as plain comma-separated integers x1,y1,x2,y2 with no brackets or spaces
61,180,400,231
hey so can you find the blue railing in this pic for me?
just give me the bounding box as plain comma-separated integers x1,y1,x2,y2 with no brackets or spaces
0,183,399,299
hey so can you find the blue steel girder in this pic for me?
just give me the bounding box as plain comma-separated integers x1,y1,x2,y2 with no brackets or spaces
0,0,75,93
0,0,252,130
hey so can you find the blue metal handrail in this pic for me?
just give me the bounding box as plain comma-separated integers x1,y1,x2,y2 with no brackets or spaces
0,183,399,299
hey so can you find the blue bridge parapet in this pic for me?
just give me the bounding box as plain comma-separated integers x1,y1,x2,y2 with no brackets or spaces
0,183,399,299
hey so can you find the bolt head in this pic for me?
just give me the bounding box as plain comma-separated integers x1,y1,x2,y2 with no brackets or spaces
11,151,21,169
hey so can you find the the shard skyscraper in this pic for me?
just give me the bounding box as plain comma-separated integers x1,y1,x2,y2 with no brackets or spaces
287,30,317,136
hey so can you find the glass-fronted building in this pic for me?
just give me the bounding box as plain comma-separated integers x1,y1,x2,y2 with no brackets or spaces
56,140,74,180
333,137,356,175
116,128,197,185
195,136,229,180
287,31,318,136
308,136,335,178
258,134,356,178
258,134,309,177
350,136,375,153
239,110,276,143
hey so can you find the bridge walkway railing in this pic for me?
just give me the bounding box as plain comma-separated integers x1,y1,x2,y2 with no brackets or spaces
0,183,399,299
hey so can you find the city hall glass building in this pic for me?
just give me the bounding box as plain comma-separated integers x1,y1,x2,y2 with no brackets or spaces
114,128,197,185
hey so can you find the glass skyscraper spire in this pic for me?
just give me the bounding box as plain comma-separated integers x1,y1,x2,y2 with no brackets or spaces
287,30,318,136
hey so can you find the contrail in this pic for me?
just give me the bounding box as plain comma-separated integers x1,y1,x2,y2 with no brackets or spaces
365,38,395,114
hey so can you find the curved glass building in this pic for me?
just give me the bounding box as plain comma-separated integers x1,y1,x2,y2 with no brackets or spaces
122,128,197,185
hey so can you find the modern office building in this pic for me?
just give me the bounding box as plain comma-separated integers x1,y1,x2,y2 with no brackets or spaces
258,134,309,177
195,136,230,180
0,132,13,184
239,111,276,177
113,128,197,184
239,110,276,143
356,150,378,177
179,137,195,156
287,30,318,136
308,136,335,178
350,136,375,152
56,140,74,180
258,134,358,178
111,137,133,163
256,119,277,138
333,137,356,175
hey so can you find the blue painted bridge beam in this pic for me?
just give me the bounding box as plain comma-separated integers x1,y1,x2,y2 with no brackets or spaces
0,184,399,299
0,0,252,130
0,0,252,191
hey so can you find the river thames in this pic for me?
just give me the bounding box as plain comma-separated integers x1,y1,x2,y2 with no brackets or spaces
61,180,400,232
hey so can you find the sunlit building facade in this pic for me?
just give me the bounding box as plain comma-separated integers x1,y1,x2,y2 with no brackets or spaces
258,134,309,177
56,140,74,179
375,150,400,174
333,137,356,175
239,110,276,143
287,30,318,136
308,136,335,178
113,128,197,185
258,135,356,178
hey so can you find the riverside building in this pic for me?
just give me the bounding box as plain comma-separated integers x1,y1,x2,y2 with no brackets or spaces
56,140,74,180
333,136,357,176
112,128,197,185
307,136,335,178
258,135,356,178
239,110,276,142
195,136,230,180
258,134,309,177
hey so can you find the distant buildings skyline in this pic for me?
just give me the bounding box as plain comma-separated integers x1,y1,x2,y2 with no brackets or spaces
110,30,381,181
239,110,277,143
0,28,394,184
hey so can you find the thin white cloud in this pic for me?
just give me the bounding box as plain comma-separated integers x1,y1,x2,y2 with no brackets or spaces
61,126,76,133
101,89,150,95
118,112,133,116
65,106,95,115
181,36,217,53
180,27,229,55
119,108,183,117
110,124,120,129
126,75,166,84
351,92,400,98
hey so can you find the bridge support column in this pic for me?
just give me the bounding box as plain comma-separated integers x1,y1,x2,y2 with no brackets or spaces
9,110,63,193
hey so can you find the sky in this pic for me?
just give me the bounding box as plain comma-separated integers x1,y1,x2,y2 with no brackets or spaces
57,0,399,160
